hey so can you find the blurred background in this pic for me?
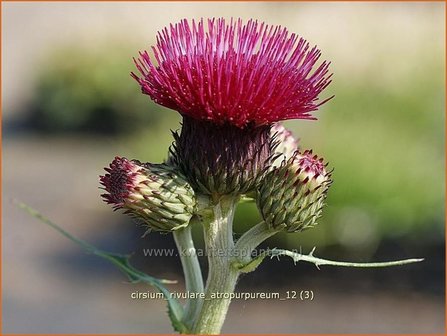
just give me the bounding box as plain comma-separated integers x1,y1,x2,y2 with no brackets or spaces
2,2,445,334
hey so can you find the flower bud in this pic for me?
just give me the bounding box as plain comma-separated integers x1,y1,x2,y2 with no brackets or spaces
270,123,299,168
170,117,273,196
257,150,332,232
100,157,196,232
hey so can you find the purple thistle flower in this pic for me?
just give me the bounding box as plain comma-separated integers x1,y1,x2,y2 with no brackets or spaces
131,18,333,196
132,18,332,128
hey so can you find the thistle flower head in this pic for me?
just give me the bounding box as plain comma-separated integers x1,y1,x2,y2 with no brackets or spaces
132,18,332,128
100,157,196,232
257,150,332,232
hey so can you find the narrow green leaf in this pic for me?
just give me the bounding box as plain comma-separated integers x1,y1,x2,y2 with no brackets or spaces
269,247,424,269
15,200,188,333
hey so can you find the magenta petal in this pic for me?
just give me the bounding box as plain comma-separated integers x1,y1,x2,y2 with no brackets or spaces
132,18,332,128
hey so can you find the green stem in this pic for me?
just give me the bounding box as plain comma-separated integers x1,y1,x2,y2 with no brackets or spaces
191,197,240,334
270,247,424,268
234,221,281,263
173,225,204,329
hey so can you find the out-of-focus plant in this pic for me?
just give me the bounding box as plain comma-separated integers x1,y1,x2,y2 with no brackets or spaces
231,63,445,254
26,42,165,135
35,18,427,334
20,18,425,335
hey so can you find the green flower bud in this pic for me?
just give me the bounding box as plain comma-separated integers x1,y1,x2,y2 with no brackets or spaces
100,157,196,232
257,150,332,232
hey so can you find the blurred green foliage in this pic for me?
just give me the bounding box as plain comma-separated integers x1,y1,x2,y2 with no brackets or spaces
233,69,444,253
26,42,166,135
25,42,444,253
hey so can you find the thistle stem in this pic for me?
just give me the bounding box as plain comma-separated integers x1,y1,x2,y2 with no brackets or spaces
191,197,240,334
234,221,281,263
173,225,204,328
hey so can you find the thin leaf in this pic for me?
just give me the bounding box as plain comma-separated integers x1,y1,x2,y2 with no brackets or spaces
15,200,188,333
